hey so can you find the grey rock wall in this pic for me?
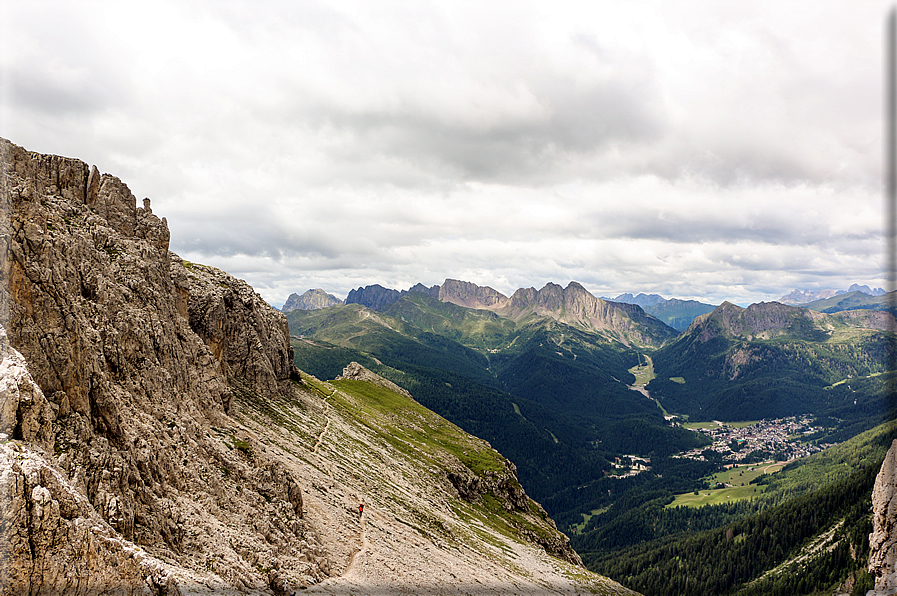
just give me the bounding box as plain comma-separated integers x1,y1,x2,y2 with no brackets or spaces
0,137,323,593
870,439,897,595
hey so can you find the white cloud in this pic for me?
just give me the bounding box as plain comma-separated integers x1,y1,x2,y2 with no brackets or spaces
1,0,889,308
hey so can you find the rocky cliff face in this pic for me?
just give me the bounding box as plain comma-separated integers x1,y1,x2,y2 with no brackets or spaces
407,282,441,298
508,282,677,346
869,439,897,594
1,137,323,593
282,289,344,312
439,278,510,310
181,255,300,400
0,138,634,595
345,283,403,310
437,279,679,347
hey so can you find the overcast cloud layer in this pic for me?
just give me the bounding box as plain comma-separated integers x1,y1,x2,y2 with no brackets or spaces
1,1,889,306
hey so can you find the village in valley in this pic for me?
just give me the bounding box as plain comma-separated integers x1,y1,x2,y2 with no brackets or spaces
676,415,835,464
608,415,835,480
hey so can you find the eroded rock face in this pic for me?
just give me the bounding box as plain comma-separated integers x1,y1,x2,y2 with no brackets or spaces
0,437,180,595
439,278,509,310
178,254,300,403
0,325,53,450
446,457,583,567
0,138,323,593
869,439,897,594
345,284,402,310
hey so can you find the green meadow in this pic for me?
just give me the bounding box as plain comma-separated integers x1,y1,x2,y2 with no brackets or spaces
667,462,785,508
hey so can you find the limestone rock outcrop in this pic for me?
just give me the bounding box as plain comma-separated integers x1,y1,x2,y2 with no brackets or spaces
335,361,414,400
1,137,325,592
500,281,678,346
446,455,584,567
438,278,677,347
0,325,53,451
439,278,510,310
178,254,300,402
869,438,897,594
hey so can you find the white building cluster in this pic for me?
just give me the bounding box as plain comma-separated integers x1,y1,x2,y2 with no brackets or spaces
678,416,834,462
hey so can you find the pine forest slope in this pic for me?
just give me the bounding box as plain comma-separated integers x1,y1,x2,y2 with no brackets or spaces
579,419,897,596
648,301,897,424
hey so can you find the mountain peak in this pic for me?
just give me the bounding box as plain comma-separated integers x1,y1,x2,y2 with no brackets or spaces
498,281,676,347
779,284,887,305
346,284,403,310
686,300,837,342
611,292,666,307
283,288,343,312
438,279,509,309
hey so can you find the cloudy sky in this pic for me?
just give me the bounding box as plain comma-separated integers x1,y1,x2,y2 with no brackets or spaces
1,1,889,306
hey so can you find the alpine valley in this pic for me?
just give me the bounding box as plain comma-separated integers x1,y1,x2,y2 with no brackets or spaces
4,137,897,596
288,279,897,594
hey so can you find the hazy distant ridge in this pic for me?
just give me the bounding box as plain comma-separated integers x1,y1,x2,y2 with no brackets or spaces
779,283,886,305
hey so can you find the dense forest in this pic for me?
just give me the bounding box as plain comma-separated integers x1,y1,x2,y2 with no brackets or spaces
568,421,897,595
649,327,895,424
586,462,879,596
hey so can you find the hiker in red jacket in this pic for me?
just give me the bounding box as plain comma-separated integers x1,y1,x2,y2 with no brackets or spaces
358,503,364,518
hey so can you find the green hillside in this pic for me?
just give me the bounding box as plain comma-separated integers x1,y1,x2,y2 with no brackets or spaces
577,420,897,596
383,292,517,351
644,298,717,331
648,302,897,424
290,336,614,505
291,292,897,595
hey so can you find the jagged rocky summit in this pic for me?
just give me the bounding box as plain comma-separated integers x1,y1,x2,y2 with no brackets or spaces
682,300,896,344
282,289,343,312
347,278,677,347
0,138,635,595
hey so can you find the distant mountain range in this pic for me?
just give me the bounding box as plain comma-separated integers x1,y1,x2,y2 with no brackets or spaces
286,281,716,331
795,290,896,314
283,280,897,339
779,283,887,305
649,300,896,423
340,279,678,347
604,293,716,331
